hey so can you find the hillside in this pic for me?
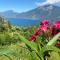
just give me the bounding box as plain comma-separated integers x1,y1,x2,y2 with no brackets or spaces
0,4,60,21
0,10,18,18
16,4,60,20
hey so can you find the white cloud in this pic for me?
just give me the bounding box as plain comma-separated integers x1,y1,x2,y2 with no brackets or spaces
36,0,60,6
47,0,60,4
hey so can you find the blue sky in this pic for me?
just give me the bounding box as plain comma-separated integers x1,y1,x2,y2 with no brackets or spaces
0,0,45,12
0,0,60,12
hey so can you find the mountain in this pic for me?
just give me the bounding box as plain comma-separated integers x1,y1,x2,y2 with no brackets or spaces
0,10,18,18
0,4,60,21
16,4,60,21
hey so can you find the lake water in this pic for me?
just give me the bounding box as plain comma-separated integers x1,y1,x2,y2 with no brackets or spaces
7,18,40,27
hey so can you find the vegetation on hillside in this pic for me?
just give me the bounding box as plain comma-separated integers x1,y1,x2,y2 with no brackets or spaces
0,17,60,60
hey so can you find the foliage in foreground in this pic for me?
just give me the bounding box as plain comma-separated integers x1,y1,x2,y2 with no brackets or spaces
17,33,60,60
0,17,60,60
16,20,60,60
0,17,35,45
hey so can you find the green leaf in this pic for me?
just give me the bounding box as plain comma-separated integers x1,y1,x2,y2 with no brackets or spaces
17,34,38,53
47,33,60,46
43,46,60,53
0,47,19,59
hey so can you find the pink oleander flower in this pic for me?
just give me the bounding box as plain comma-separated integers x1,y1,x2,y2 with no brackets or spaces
29,35,36,42
52,27,58,35
58,38,60,41
41,20,48,25
29,24,49,42
56,41,60,47
34,28,41,36
53,21,60,29
40,25,49,32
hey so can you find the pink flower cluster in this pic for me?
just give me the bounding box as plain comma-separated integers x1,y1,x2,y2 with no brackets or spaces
29,20,60,47
29,20,49,41
53,21,60,29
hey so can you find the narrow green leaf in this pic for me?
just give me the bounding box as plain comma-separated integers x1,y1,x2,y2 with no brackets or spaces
0,47,19,60
47,33,60,46
17,34,38,53
0,48,18,57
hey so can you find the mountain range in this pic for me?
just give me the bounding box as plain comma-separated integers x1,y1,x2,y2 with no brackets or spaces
0,4,60,21
0,10,18,18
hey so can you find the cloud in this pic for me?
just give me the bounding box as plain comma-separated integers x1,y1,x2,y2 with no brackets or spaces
47,0,60,4
36,0,60,6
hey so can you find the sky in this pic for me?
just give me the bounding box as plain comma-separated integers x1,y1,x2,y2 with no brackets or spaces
0,0,60,13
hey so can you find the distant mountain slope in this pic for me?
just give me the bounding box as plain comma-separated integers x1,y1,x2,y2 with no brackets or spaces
0,10,18,18
16,4,60,20
0,4,60,21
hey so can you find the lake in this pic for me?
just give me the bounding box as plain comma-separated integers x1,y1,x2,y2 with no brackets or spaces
7,18,40,27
